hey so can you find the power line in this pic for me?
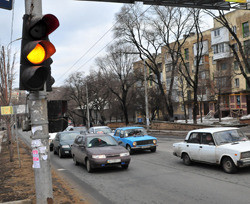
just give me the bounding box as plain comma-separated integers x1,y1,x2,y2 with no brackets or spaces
55,4,135,84
55,4,152,85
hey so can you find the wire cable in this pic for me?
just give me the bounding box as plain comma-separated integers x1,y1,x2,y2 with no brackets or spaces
54,4,136,84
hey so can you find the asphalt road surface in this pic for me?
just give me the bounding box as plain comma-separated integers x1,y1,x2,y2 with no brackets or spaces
50,135,250,204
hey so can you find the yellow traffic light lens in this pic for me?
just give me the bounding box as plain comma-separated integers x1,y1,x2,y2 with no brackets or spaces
27,44,46,64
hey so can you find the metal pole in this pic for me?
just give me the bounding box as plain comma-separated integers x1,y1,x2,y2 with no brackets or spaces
24,1,53,203
144,60,150,131
86,84,90,129
14,108,21,168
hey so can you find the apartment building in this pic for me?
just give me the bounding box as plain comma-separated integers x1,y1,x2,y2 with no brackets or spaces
209,10,250,118
134,9,250,120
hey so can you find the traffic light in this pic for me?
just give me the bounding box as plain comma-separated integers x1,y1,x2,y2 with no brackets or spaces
19,14,59,91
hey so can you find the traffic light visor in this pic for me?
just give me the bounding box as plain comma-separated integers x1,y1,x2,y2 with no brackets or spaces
43,14,60,35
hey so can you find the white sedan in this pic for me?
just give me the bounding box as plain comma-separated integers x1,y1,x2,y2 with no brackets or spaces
173,127,250,173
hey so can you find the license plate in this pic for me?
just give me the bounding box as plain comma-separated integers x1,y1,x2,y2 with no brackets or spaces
107,159,121,163
64,151,69,153
141,146,150,148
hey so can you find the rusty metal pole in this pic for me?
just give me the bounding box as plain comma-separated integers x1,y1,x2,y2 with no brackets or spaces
25,1,53,203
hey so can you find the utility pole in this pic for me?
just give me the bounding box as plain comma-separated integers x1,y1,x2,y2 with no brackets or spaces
24,1,53,203
86,84,90,128
144,60,150,131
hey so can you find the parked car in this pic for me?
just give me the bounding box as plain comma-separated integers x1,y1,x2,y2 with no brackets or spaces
173,127,250,173
113,127,157,153
53,131,81,158
88,126,113,136
71,134,131,173
64,126,87,134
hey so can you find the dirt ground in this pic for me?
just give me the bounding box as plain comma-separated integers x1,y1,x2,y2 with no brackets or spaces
0,135,88,204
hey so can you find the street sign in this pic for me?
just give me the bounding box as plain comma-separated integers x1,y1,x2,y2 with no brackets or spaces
1,106,13,115
0,0,13,10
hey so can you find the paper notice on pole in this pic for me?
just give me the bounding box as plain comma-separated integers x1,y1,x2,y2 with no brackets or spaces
32,149,40,168
42,155,48,160
32,126,43,134
39,146,46,154
31,139,42,148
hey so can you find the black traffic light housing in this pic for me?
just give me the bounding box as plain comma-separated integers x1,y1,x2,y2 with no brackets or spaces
20,14,59,91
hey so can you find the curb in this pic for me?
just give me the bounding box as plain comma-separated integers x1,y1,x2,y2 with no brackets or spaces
1,199,32,204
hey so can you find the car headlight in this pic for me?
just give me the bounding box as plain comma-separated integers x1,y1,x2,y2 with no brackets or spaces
92,155,106,159
61,145,70,148
120,152,130,157
241,151,250,159
133,142,137,147
153,140,157,144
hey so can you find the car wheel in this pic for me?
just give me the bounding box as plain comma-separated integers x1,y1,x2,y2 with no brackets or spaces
73,155,79,166
151,147,156,152
86,158,93,173
58,148,63,158
121,164,129,169
126,145,133,154
182,153,191,166
222,157,237,174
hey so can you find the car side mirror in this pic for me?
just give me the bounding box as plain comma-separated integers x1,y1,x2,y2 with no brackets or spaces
118,141,122,145
120,135,124,138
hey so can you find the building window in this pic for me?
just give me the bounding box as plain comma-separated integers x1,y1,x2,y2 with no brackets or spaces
244,40,250,56
234,61,239,70
236,95,241,108
184,48,189,60
213,43,224,54
166,64,172,72
232,26,237,34
232,43,238,52
214,29,220,37
235,78,239,88
221,63,227,70
242,22,249,38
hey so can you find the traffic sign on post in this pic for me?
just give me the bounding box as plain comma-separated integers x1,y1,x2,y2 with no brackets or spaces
19,14,59,92
0,0,13,10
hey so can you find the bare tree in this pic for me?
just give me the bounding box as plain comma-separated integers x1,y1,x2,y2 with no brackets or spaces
96,42,137,125
114,4,196,121
178,9,205,124
64,72,88,126
85,71,110,125
0,46,16,162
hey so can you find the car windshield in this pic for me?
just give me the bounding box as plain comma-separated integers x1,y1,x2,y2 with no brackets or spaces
94,128,112,134
60,132,79,141
213,129,248,145
125,128,147,137
87,135,117,148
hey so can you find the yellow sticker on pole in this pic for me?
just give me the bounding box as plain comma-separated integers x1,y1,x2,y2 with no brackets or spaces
1,106,13,115
225,0,246,3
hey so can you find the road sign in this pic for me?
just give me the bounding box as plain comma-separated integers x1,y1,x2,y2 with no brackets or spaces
1,106,13,115
0,0,13,10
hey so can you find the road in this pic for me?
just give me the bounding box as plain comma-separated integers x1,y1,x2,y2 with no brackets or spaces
50,134,250,204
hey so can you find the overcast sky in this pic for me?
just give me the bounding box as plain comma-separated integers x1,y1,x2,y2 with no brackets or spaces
0,0,125,88
0,0,216,89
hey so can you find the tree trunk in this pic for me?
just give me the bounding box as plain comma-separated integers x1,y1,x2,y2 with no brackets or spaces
6,118,14,162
